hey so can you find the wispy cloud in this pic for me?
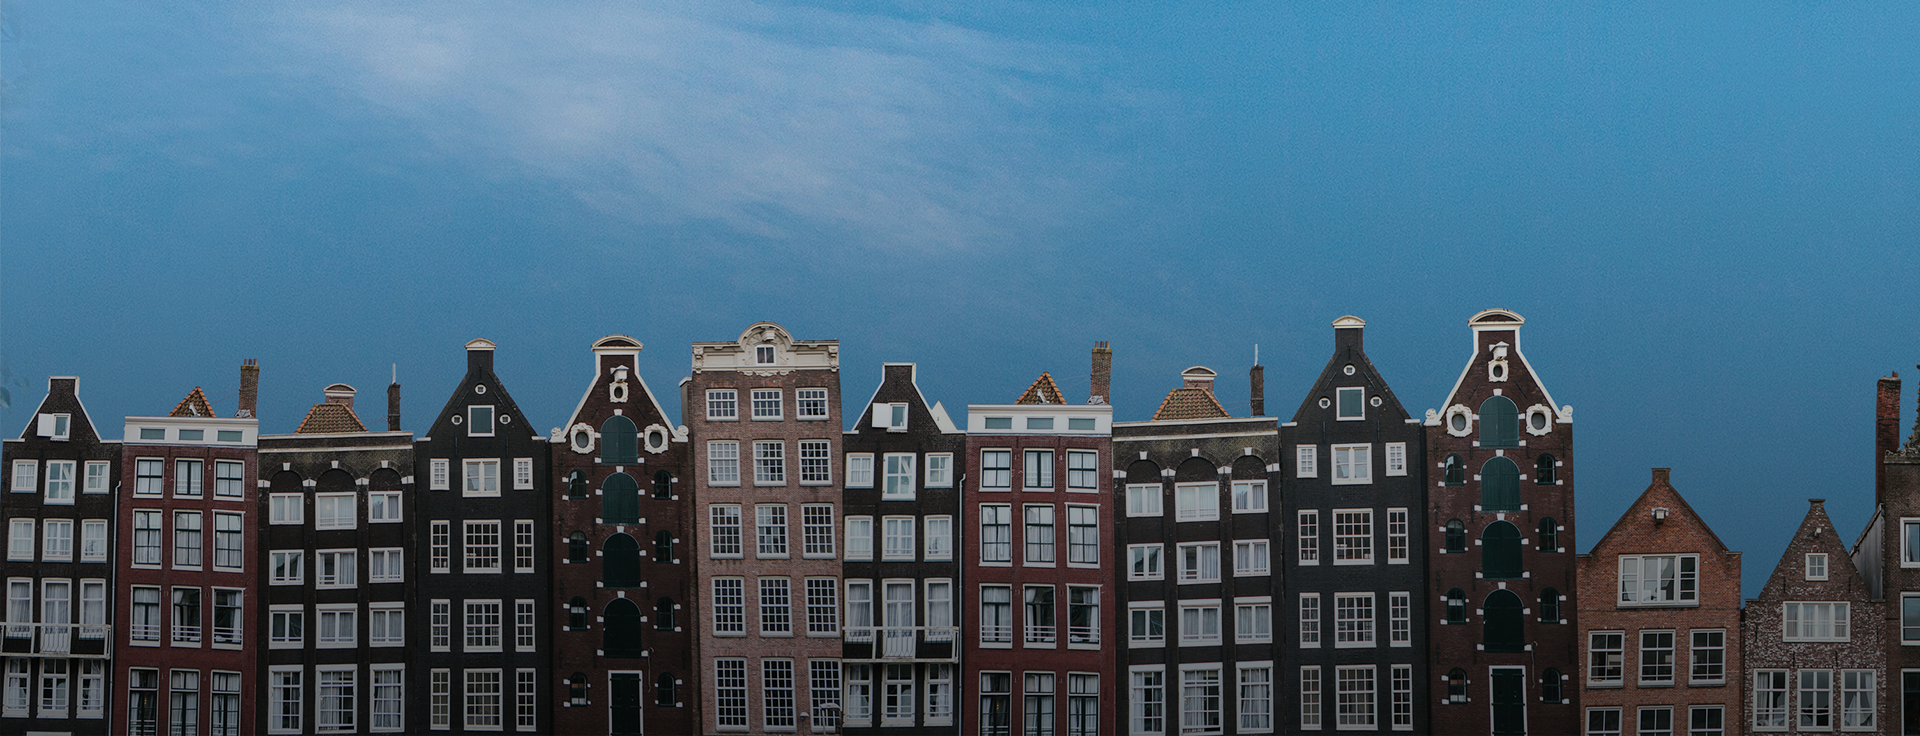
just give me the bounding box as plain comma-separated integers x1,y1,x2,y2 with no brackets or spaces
269,2,1137,251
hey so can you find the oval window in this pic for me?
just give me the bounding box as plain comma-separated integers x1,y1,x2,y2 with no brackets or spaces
1343,365,1356,376
1319,398,1331,409
500,414,512,424
451,415,463,425
1450,413,1467,431
475,384,487,394
644,426,670,454
1491,363,1506,379
1370,396,1383,407
1530,411,1548,430
573,430,592,449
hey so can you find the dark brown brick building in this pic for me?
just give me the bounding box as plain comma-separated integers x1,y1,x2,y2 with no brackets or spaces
1745,499,1887,734
1576,468,1741,736
1850,370,1920,733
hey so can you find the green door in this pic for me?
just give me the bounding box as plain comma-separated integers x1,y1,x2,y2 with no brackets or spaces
1491,669,1525,735
611,673,642,735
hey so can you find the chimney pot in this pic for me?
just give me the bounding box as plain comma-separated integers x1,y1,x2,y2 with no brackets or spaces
1651,467,1671,484
1878,373,1903,502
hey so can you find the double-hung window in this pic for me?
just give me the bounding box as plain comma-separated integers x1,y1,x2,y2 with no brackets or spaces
1388,592,1412,646
712,579,745,635
1784,602,1850,641
710,505,742,557
1231,480,1266,513
1233,540,1269,576
1618,555,1698,605
463,521,501,573
1178,601,1221,646
173,511,203,568
1067,506,1098,565
1024,505,1055,565
44,460,75,503
706,390,737,420
463,460,499,497
1175,483,1218,521
212,513,243,570
707,441,740,485
796,388,828,419
1299,594,1321,647
315,494,354,530
1333,509,1372,564
81,520,107,561
981,450,1011,489
464,601,502,651
924,516,953,561
84,461,111,494
844,516,873,560
1130,544,1165,580
135,459,163,495
1024,449,1054,490
1334,593,1374,648
1297,511,1319,564
41,519,72,561
1066,451,1097,490
1127,484,1163,517
760,577,792,636
925,454,952,487
1234,598,1272,644
214,461,244,498
753,441,785,484
317,605,357,648
980,505,1011,564
1387,508,1409,563
799,441,831,484
1296,446,1318,478
846,454,874,488
1384,443,1407,476
802,505,835,558
756,505,789,557
1588,632,1625,685
751,389,782,420
1639,630,1675,684
806,578,839,636
10,460,36,493
1331,444,1371,484
1753,670,1788,728
1179,542,1221,583
175,459,203,497
882,516,915,560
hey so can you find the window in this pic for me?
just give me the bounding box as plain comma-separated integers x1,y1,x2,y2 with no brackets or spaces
430,601,451,650
1799,669,1833,729
1689,705,1724,736
925,515,953,561
317,605,356,648
430,669,451,730
881,516,916,560
847,454,874,488
512,458,533,490
1483,589,1524,652
710,505,742,557
1588,631,1624,685
207,670,240,735
763,660,796,730
1754,670,1788,728
802,505,835,558
812,662,844,730
1807,553,1829,580
1538,668,1563,704
1127,483,1163,517
205,513,242,570
708,659,750,730
1025,585,1057,645
1298,510,1320,564
1064,450,1098,490
1296,446,1317,478
882,453,915,497
370,605,403,646
982,505,1012,563
1180,667,1222,734
1178,601,1221,646
982,450,1012,488
1480,456,1520,510
925,579,954,642
268,668,302,733
467,405,496,437
1446,588,1467,624
1842,670,1875,730
1536,453,1557,485
1445,519,1466,553
134,458,164,494
1637,707,1673,736
845,579,875,643
1905,595,1920,643
1027,416,1054,430
81,519,107,561
1332,444,1371,484
1025,505,1056,565
1024,449,1055,489
1334,593,1375,648
845,515,873,560
84,461,111,493
753,440,785,484
175,458,203,497
42,519,72,560
882,663,916,725
268,606,303,648
1482,520,1521,579
314,493,354,530
170,587,202,644
1389,592,1411,646
1385,508,1409,563
1383,442,1406,476
926,453,953,487
269,494,302,525
980,585,1012,644
464,521,501,573
1301,667,1323,729
1236,599,1273,644
1639,630,1675,684
512,520,534,572
807,578,839,635
708,441,740,485
512,600,535,652
430,459,449,490
712,578,745,635
1024,671,1056,735
1132,669,1166,734
430,520,451,572
367,491,401,522
1065,673,1097,736
371,667,403,732
1179,542,1221,583
1479,395,1519,446
133,511,161,564
604,533,644,589
1538,517,1559,552
9,460,36,494
1541,588,1562,623
315,667,355,732
1334,509,1372,564
1784,602,1850,641
756,504,789,557
1299,594,1321,647
1131,604,1166,646
1904,520,1920,566
464,670,503,730
44,460,74,503
981,672,1013,736
1335,666,1376,729
464,600,503,651
464,459,500,496
751,388,783,419
1234,540,1269,576
1175,482,1218,521
1130,544,1164,580
1687,629,1725,683
796,387,828,418
1585,708,1624,735
760,577,792,635
706,389,738,420
756,345,776,364
800,440,832,484
174,511,203,567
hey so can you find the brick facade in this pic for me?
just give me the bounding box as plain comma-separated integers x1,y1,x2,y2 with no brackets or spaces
1745,500,1888,734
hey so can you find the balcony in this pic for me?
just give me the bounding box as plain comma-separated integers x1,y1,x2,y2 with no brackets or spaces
980,624,1012,645
213,625,242,646
1068,625,1099,646
1025,624,1057,646
173,624,202,644
0,622,112,658
841,625,962,662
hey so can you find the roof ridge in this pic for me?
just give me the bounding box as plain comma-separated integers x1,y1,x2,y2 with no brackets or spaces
169,387,216,418
1015,372,1067,405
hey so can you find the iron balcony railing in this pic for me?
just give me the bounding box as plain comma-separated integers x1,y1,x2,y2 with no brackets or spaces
842,625,961,658
0,622,112,657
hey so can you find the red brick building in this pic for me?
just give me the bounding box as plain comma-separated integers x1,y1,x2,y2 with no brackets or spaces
1576,468,1741,736
1744,500,1888,734
961,373,1115,736
1424,309,1578,736
114,378,260,736
550,335,696,736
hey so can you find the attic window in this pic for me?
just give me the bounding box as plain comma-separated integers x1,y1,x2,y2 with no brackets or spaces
140,428,165,441
984,417,1013,430
1336,388,1364,420
1026,417,1054,430
217,431,242,443
1068,418,1095,431
1806,554,1828,581
756,346,775,364
469,406,495,437
37,414,71,441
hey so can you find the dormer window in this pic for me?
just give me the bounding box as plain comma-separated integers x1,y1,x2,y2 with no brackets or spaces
37,414,71,441
1806,554,1828,581
468,406,495,437
1336,388,1365,420
755,346,775,364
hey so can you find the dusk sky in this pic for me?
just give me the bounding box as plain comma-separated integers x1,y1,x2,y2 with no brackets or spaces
4,2,1916,595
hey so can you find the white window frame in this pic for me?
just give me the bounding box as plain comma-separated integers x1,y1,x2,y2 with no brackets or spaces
369,491,402,523
1231,480,1267,513
706,389,738,421
369,547,405,583
1129,602,1166,647
1298,510,1319,565
44,460,75,503
752,440,785,485
429,459,449,490
1617,554,1699,606
1389,592,1412,647
463,520,502,573
1299,593,1321,648
1806,553,1829,581
1333,593,1375,649
799,440,832,485
369,604,405,647
1177,542,1221,584
750,388,783,420
1331,443,1372,485
314,493,355,531
463,600,504,652
708,441,741,486
1784,602,1851,642
1387,508,1409,564
710,504,743,558
925,453,953,487
463,459,500,497
316,604,357,649
796,387,829,419
270,551,304,585
84,461,111,494
1234,539,1270,577
1333,509,1373,565
882,453,916,499
10,460,36,494
1127,483,1163,517
467,405,495,437
1066,450,1099,491
512,458,533,490
844,515,873,561
1235,597,1273,644
924,515,953,561
882,515,916,561
1130,544,1165,581
1175,482,1219,522
1239,662,1275,734
1296,446,1318,478
315,549,356,588
846,453,874,488
1384,442,1407,476
1177,600,1222,647
1336,387,1366,420
81,519,108,561
802,504,837,559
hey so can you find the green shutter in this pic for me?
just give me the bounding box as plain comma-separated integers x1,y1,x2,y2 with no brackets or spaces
1482,521,1522,579
603,598,643,658
604,533,641,589
1483,589,1524,653
1479,396,1519,448
601,416,640,464
602,472,640,524
1480,457,1521,511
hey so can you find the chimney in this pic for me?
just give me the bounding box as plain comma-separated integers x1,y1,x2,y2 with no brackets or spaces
388,366,402,432
1880,372,1903,503
466,338,497,374
323,384,356,412
1249,358,1265,417
1089,341,1112,405
1651,467,1671,486
237,359,259,419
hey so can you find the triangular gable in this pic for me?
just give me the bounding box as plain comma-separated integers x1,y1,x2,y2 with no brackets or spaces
1151,387,1230,421
295,403,367,434
1015,372,1066,405
1756,500,1864,600
1588,470,1732,557
170,387,216,418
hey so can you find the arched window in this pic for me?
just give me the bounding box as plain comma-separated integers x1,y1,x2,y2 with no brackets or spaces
1540,589,1561,624
604,598,642,657
656,673,678,707
602,472,640,524
1535,454,1556,485
601,415,640,464
568,532,589,563
1445,520,1467,553
654,531,675,563
566,470,588,499
604,533,641,589
1480,457,1520,511
568,597,589,631
569,673,589,705
1538,518,1558,552
1447,668,1468,703
1482,521,1522,579
1483,590,1523,653
1443,454,1466,485
1479,395,1519,448
1541,669,1562,703
1446,589,1468,624
655,597,676,631
653,470,673,501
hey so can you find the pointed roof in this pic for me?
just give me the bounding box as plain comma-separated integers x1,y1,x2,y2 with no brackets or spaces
1588,468,1731,556
1015,372,1067,405
1152,387,1230,421
294,403,367,434
169,387,216,418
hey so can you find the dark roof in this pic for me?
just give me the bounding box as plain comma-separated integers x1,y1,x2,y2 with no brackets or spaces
169,387,216,418
1152,387,1230,421
1015,372,1067,405
295,403,367,434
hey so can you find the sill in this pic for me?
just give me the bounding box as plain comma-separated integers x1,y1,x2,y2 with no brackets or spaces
802,554,837,560
1389,641,1412,648
463,492,502,498
1299,643,1321,649
318,642,359,649
1298,561,1320,566
705,417,738,422
1178,579,1221,585
1023,563,1057,568
1068,642,1101,650
753,482,788,487
807,632,840,638
979,641,1012,649
1125,513,1164,518
842,557,872,563
708,482,741,487
981,487,1012,492
1067,562,1100,569
43,498,74,506
1024,642,1057,649
762,632,795,638
1231,508,1270,515
751,417,785,422
171,641,204,648
1236,638,1273,645
1066,487,1098,493
131,639,162,647
1636,681,1675,688
1334,642,1377,649
1585,681,1623,689
979,562,1012,567
1687,681,1727,687
1130,639,1166,648
797,416,830,421
800,481,833,487
212,642,244,650
925,556,954,562
1333,560,1374,566
1616,601,1700,609
1129,577,1166,583
1329,480,1374,486
1234,571,1271,578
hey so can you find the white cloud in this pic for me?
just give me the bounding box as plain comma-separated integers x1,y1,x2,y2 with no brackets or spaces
270,2,1133,251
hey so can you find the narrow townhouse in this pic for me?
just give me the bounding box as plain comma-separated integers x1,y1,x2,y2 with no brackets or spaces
961,370,1116,736
1853,370,1920,732
1113,354,1282,735
1280,316,1427,734
411,339,553,734
550,335,697,736
839,362,967,735
689,322,844,735
1576,468,1741,736
1745,500,1887,734
2,377,120,733
257,381,414,734
1425,309,1578,736
114,371,260,736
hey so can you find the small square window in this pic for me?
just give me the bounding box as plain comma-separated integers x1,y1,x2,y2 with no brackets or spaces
756,346,776,364
1806,553,1828,581
1336,388,1365,420
217,430,242,442
468,406,495,436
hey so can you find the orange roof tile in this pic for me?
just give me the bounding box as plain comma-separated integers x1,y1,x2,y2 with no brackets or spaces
1151,387,1230,421
169,387,215,418
295,403,367,434
1015,372,1067,405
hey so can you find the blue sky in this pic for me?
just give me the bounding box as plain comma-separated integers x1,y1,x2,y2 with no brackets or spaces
4,2,1916,595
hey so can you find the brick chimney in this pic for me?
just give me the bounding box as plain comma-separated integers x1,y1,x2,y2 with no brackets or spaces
237,359,259,419
388,366,402,432
1880,372,1903,503
1089,341,1112,405
1249,362,1265,416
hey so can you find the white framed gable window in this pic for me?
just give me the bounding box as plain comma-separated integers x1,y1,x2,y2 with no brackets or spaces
1175,483,1218,522
1231,480,1267,513
1384,443,1407,476
1331,444,1371,485
369,492,402,523
1618,555,1698,606
11,460,37,493
463,460,500,497
38,413,71,440
706,390,738,420
44,461,75,503
1127,484,1163,517
429,459,449,491
1783,602,1849,642
1296,447,1317,478
512,458,533,490
270,495,303,525
872,403,908,431
1336,387,1365,420
925,454,953,488
1805,553,1828,581
883,454,916,499
467,406,495,437
84,461,111,493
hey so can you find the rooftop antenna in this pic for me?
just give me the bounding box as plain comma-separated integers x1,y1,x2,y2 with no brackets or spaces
1254,344,1259,366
